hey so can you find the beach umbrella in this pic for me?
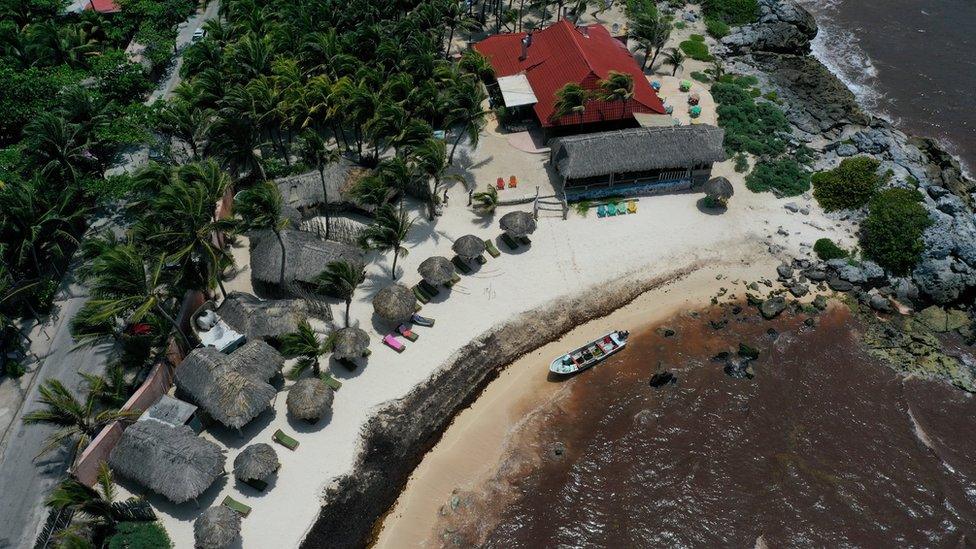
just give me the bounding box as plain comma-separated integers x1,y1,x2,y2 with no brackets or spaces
194,506,241,549
499,211,537,238
452,235,486,259
331,326,370,361
703,176,734,206
233,443,280,482
287,378,334,421
417,256,456,285
372,284,417,324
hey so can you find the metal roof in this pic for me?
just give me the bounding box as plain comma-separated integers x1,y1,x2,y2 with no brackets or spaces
497,74,538,107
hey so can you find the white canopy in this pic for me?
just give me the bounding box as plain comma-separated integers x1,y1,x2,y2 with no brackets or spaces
497,74,538,107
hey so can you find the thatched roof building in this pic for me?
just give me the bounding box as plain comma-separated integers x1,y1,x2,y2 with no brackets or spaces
109,421,225,504
275,160,367,211
499,211,537,237
249,229,364,288
372,284,417,324
175,341,284,429
452,235,486,259
217,292,310,341
287,378,334,421
417,256,455,286
550,125,726,199
233,443,280,482
194,506,241,549
331,327,369,361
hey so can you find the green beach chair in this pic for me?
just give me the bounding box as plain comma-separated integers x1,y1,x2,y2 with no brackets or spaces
413,284,430,304
241,478,268,492
222,496,252,517
606,202,617,216
320,373,342,391
273,429,299,451
419,280,441,297
452,255,472,274
517,235,531,246
475,254,487,265
501,233,520,250
484,239,501,258
445,273,461,288
617,201,627,214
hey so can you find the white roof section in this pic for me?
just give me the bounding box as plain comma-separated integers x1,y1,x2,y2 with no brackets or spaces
497,74,538,107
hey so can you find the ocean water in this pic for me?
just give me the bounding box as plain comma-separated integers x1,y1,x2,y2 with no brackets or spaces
797,0,976,176
446,307,976,547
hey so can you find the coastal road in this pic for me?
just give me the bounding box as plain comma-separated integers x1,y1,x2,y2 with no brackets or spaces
148,0,220,104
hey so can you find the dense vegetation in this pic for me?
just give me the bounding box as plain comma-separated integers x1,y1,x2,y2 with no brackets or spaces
812,156,885,211
702,0,760,26
679,34,712,61
814,238,848,261
861,188,932,275
745,157,810,196
107,521,173,549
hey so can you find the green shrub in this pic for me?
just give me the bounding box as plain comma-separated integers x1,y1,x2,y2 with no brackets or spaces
763,91,778,102
749,87,761,97
711,81,752,105
705,18,730,38
715,100,790,156
702,0,760,25
860,188,932,275
690,71,711,83
814,238,848,260
679,39,712,61
108,521,173,549
811,156,884,212
689,34,706,42
733,75,759,87
745,158,810,196
733,152,749,173
674,21,687,29
4,359,26,378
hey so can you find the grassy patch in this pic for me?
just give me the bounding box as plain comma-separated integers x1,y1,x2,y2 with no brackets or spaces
814,238,849,260
745,158,810,197
679,39,713,61
705,18,731,38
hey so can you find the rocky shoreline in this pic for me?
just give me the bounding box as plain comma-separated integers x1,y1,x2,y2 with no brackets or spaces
300,265,701,549
721,0,976,307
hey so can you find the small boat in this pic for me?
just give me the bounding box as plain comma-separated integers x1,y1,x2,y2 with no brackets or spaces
550,330,630,375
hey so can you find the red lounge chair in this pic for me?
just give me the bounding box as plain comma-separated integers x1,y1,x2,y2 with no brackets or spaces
496,177,505,190
509,175,518,188
398,324,418,342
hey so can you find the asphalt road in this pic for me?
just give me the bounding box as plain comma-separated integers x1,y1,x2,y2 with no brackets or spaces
149,1,220,104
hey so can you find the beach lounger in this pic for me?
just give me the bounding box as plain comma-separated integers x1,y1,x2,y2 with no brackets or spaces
452,256,472,274
241,477,268,492
383,334,405,352
397,324,418,342
496,177,505,190
413,284,431,304
509,175,518,188
320,373,342,391
597,204,607,218
475,254,487,265
420,279,441,297
607,203,617,216
501,233,520,250
222,496,252,517
412,313,435,327
484,239,501,258
617,202,627,214
517,235,531,246
627,200,637,214
273,429,299,451
445,273,461,288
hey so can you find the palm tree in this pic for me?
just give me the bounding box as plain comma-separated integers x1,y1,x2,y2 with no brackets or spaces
76,244,191,349
446,75,489,164
551,82,589,124
472,184,499,213
663,47,685,76
155,99,211,161
21,113,91,182
280,320,330,379
359,204,414,280
23,379,135,459
410,138,465,219
315,260,365,326
236,181,289,284
631,10,671,71
206,113,268,181
298,130,341,239
46,462,154,531
595,71,634,119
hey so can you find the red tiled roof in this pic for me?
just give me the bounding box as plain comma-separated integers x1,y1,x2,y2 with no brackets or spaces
474,20,665,127
86,0,121,14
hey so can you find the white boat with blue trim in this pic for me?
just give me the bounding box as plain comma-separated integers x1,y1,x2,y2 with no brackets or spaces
549,330,630,375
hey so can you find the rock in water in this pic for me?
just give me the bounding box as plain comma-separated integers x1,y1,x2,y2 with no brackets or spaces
649,371,677,388
738,343,760,360
760,297,787,319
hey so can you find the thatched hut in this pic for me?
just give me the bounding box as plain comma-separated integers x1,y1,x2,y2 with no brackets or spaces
703,176,734,206
109,421,225,504
452,235,486,259
217,292,310,341
499,211,537,237
233,443,280,483
331,327,369,361
372,284,417,324
175,341,284,430
194,506,241,549
275,159,364,211
417,256,455,286
249,229,364,290
287,378,334,421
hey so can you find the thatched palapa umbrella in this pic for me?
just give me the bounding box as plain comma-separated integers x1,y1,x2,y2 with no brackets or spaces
499,211,537,237
331,327,369,361
194,506,241,549
233,443,280,483
703,176,734,206
417,256,455,286
452,234,485,259
287,378,334,421
372,284,417,324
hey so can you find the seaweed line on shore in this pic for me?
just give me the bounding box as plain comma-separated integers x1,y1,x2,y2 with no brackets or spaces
299,262,705,549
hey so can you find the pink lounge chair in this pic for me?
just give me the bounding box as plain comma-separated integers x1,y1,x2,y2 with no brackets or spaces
397,324,418,342
383,334,405,353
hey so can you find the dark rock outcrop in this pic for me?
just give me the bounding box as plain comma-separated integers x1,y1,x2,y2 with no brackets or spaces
722,0,818,55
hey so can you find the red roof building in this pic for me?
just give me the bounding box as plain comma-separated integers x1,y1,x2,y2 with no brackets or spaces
474,20,665,128
85,0,121,14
